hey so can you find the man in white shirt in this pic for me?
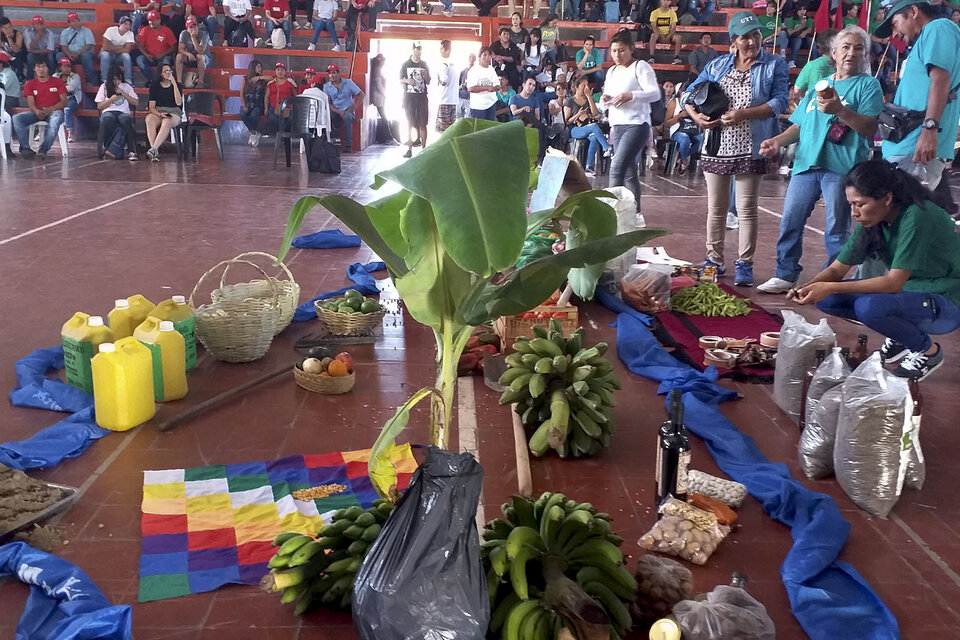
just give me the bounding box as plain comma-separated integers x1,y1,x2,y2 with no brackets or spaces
223,0,255,46
436,39,458,133
100,16,136,85
307,0,342,52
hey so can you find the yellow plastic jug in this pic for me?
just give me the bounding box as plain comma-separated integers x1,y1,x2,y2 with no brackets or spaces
91,338,156,431
61,313,115,394
134,317,188,402
126,294,156,327
108,299,137,340
152,295,197,371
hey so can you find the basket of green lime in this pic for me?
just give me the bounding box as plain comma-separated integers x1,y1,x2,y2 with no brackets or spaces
314,289,386,336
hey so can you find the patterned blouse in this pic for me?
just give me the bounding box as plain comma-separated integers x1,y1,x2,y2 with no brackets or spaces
701,68,770,175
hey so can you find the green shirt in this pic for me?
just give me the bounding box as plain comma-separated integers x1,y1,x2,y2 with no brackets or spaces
837,201,960,307
785,16,812,34
883,18,960,160
794,55,835,92
842,16,859,26
789,73,884,175
757,15,779,39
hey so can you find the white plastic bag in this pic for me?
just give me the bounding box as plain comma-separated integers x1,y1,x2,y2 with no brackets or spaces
598,186,643,281
773,310,835,419
620,263,671,313
798,348,850,479
673,585,776,640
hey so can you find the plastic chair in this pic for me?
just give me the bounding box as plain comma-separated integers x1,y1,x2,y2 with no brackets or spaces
0,89,10,160
27,120,69,156
181,91,224,160
274,95,319,169
661,139,678,176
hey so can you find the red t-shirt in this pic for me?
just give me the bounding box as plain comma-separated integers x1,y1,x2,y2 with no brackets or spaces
186,0,216,18
267,78,296,108
137,25,176,58
264,0,290,20
132,0,154,9
24,77,68,109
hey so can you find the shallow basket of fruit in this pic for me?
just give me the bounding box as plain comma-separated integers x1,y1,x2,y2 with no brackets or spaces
294,352,355,394
314,289,386,336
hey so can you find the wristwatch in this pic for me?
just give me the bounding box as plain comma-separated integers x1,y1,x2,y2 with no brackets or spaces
922,118,940,132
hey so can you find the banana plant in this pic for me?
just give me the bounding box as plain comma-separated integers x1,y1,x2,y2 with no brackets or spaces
278,119,668,499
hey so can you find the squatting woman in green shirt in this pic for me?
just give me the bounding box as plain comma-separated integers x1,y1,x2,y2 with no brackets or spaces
790,160,960,381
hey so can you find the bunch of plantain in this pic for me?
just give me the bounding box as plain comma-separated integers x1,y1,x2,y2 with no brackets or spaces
261,499,394,615
482,492,637,640
499,319,621,458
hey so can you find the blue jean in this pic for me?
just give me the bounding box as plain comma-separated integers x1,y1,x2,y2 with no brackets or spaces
470,105,497,120
764,32,789,55
332,107,356,150
136,54,170,83
580,69,605,87
609,123,649,209
196,15,219,44
312,18,339,45
439,0,453,9
26,52,57,78
671,130,702,162
687,0,715,24
100,51,134,84
132,12,147,39
570,123,609,169
64,96,78,133
817,291,960,352
266,19,292,46
241,104,263,132
788,37,817,64
775,169,851,282
13,109,64,153
66,50,97,85
549,0,581,19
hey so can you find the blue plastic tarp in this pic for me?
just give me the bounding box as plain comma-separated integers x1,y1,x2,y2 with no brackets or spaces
9,346,94,414
0,541,132,640
292,261,387,322
292,229,362,249
614,313,900,640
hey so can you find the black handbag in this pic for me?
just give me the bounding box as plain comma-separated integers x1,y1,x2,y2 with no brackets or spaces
878,79,960,143
307,137,341,173
689,80,729,120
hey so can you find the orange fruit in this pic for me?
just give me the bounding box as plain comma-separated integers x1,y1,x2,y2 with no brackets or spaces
320,371,331,377
327,360,349,377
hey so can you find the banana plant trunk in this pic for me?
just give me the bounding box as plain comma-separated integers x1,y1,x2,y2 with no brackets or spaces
430,327,473,450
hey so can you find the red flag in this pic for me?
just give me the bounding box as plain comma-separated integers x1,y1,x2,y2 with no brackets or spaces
814,0,831,32
859,0,871,30
835,1,845,29
890,35,907,54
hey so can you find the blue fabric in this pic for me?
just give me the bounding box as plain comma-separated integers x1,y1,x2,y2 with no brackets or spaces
292,261,387,322
614,312,900,640
0,541,132,640
9,347,94,413
291,229,362,249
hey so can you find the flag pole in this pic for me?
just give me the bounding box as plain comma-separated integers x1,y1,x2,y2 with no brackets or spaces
807,27,816,64
875,41,890,78
773,1,782,56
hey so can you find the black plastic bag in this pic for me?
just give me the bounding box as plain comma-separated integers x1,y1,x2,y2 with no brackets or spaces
353,446,488,640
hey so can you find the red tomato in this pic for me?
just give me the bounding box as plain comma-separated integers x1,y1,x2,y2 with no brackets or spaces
551,312,567,319
535,312,550,319
334,352,354,372
519,312,537,319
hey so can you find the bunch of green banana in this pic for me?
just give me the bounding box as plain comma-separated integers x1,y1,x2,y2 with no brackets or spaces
499,320,621,458
482,493,637,640
261,499,394,615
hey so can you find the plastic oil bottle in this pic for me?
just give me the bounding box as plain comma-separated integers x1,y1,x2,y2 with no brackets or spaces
108,299,138,339
126,294,156,327
91,337,156,431
134,317,188,402
152,295,197,371
61,313,115,394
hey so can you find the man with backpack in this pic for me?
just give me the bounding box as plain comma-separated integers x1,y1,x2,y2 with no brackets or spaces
223,0,256,47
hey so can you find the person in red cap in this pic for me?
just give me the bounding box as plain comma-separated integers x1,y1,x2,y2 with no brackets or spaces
0,18,27,82
185,0,219,45
53,56,81,142
25,16,56,79
131,0,162,38
12,57,67,159
175,17,212,87
136,11,177,85
59,11,96,85
298,66,318,93
323,63,363,151
265,62,297,132
100,17,136,86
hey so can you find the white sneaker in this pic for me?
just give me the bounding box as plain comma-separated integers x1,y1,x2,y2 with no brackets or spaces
254,37,264,47
252,131,262,147
331,44,342,52
778,164,790,176
725,212,739,230
247,132,255,145
757,277,796,294
307,43,316,51
443,9,454,16
787,61,796,69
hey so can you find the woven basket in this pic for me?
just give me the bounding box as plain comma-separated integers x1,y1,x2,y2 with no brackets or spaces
294,366,355,394
190,259,281,363
314,300,386,336
211,251,300,335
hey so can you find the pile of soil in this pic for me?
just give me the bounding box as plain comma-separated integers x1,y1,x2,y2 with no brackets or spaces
0,465,64,538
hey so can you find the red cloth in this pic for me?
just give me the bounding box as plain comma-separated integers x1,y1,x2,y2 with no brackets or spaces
137,25,176,57
23,77,68,109
858,0,870,30
813,0,831,33
267,78,296,108
264,0,290,19
186,0,216,18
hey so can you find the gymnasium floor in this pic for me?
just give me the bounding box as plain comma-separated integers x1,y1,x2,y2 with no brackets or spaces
1,140,959,639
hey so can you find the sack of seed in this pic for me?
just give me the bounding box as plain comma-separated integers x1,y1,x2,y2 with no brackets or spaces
834,353,920,518
773,310,835,420
798,348,850,479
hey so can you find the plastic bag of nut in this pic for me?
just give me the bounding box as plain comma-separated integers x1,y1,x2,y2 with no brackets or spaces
686,470,747,508
638,499,731,565
630,555,693,627
620,264,672,313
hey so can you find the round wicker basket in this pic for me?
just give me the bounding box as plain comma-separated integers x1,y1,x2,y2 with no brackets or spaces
212,251,300,335
314,301,386,336
294,366,355,394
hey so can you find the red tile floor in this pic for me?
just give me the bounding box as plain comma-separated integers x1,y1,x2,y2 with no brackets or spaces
1,143,960,639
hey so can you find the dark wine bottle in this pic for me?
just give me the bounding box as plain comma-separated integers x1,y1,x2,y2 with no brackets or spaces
850,334,869,368
799,349,827,430
656,390,691,506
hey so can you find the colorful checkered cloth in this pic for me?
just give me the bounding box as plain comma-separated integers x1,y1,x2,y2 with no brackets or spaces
137,445,416,602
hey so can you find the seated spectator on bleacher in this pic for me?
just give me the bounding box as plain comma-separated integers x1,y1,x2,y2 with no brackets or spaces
758,3,788,54
665,82,702,175
545,80,567,132
492,28,523,90
511,75,550,163
164,1,189,39
101,17,136,86
1,18,27,83
176,18,212,87
539,14,566,65
290,0,312,31
524,28,547,76
565,75,609,176
223,0,255,46
841,3,860,27
868,7,890,64
688,32,718,82
264,0,293,48
308,0,342,52
59,12,97,86
649,0,684,64
0,52,18,156
96,65,141,160
952,8,960,24
323,63,363,151
784,5,816,69
346,0,378,50
54,57,81,143
509,13,529,48
793,29,836,96
574,36,605,88
137,12,178,85
548,0,579,21
496,74,516,121
12,59,67,159
467,47,500,120
145,62,183,161
24,16,56,81
687,0,715,26
131,0,161,40
185,0,220,45
240,60,267,146
266,61,297,132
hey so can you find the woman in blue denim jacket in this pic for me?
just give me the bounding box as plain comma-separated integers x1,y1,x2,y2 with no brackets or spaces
684,11,789,286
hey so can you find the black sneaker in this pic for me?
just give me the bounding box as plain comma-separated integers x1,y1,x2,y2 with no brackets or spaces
880,337,909,363
892,344,944,381
402,149,412,158
19,148,36,159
